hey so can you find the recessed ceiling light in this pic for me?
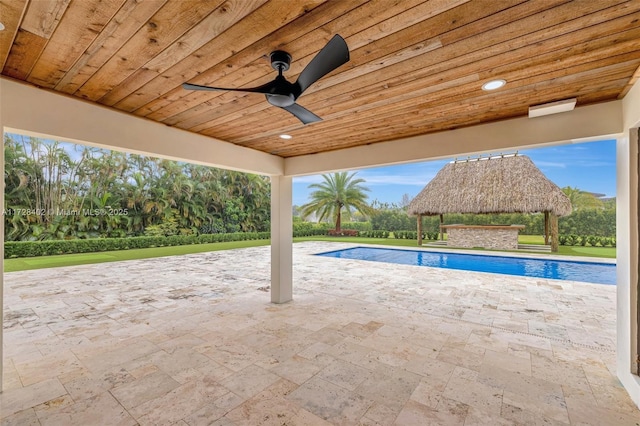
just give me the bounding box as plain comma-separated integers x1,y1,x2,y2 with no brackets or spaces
0,22,5,31
481,79,506,91
279,134,292,139
528,98,576,118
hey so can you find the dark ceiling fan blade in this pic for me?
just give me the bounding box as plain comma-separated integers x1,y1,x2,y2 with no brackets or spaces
281,103,322,125
182,81,276,94
295,34,349,97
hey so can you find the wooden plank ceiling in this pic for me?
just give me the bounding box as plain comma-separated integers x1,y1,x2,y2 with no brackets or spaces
2,0,640,158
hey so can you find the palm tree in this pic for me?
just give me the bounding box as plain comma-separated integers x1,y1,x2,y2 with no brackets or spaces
301,172,373,231
562,186,604,210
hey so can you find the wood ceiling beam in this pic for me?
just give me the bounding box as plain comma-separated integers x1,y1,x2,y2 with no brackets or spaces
19,0,69,38
75,1,222,102
101,0,266,107
619,62,640,99
54,0,169,94
2,29,46,79
27,0,125,88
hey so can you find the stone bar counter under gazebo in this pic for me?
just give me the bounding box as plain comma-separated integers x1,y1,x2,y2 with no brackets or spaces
440,224,525,250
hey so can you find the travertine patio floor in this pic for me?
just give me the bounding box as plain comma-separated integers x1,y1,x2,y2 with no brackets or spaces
1,242,638,425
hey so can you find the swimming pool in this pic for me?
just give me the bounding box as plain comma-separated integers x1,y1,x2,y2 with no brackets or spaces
316,247,616,285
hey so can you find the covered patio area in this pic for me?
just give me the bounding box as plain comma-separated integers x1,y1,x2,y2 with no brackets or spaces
2,0,640,417
1,243,636,424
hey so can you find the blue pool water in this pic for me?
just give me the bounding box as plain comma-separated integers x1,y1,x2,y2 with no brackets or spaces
317,247,616,285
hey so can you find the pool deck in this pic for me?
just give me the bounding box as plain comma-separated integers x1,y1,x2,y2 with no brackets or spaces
2,241,637,425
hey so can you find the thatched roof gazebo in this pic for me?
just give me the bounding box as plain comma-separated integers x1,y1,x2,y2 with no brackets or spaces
407,154,572,251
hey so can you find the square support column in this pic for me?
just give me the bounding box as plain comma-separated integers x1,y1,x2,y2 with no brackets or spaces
270,175,293,304
617,132,640,409
0,128,4,392
618,76,640,409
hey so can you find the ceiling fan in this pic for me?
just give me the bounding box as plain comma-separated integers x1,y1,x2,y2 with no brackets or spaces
182,35,349,125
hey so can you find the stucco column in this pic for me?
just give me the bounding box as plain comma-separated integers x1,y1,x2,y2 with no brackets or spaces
270,175,293,303
0,129,4,392
618,74,640,409
617,132,640,409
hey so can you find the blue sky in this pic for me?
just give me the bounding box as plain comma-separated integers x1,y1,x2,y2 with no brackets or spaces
292,139,617,206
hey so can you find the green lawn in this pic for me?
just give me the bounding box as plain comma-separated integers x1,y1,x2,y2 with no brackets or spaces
3,235,615,273
4,240,270,272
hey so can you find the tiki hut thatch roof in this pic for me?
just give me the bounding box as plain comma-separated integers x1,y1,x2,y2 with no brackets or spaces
407,155,572,217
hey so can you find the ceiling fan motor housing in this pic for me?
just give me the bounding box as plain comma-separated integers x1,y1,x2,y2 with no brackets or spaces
266,93,295,107
270,51,291,72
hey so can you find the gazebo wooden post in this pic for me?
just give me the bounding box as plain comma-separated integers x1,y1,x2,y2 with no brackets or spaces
439,214,444,240
544,211,550,245
417,214,423,246
550,213,559,252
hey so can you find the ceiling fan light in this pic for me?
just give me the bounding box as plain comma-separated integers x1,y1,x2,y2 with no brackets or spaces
482,79,506,91
279,134,292,139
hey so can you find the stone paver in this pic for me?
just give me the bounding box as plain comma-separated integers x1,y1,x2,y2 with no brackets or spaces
2,242,637,425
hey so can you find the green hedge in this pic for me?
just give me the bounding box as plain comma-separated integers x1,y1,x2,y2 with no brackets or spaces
292,222,332,237
5,232,270,258
359,230,390,238
292,221,372,237
558,234,616,247
340,222,373,232
393,230,418,239
392,230,441,240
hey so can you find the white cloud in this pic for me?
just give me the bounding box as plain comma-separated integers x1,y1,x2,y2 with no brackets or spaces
294,171,436,187
356,174,433,186
293,175,325,184
534,161,566,168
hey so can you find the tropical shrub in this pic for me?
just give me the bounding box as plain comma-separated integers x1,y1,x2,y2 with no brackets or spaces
426,231,441,240
393,230,418,239
371,210,416,232
359,230,390,238
586,235,600,247
558,234,616,247
292,222,332,237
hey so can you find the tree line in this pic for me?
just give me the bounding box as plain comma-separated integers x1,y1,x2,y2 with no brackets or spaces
367,207,615,237
5,136,615,242
4,135,270,241
296,173,616,237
